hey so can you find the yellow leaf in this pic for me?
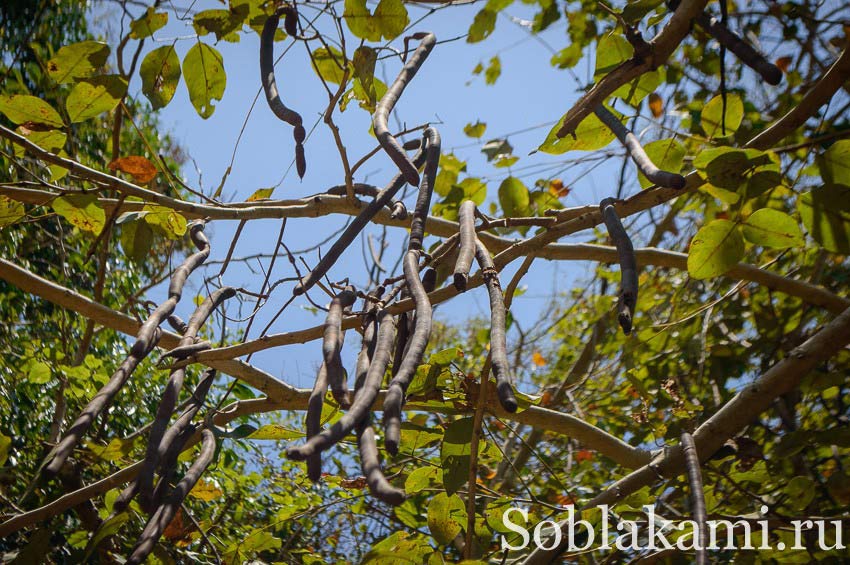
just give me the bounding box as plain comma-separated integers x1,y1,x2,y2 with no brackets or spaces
189,480,222,501
532,351,546,366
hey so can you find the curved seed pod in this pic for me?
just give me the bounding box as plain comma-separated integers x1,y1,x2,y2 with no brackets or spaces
392,292,410,377
593,106,686,190
305,363,329,482
324,286,357,407
261,6,307,178
283,5,298,37
126,429,216,565
294,145,427,295
43,224,211,477
356,417,405,506
383,128,440,453
287,309,396,460
475,239,518,413
138,287,235,512
354,311,378,392
453,200,477,291
599,198,638,335
373,32,437,187
161,340,211,359
696,13,782,85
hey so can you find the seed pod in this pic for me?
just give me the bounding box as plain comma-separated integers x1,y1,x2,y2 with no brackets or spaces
593,105,686,190
453,200,476,291
373,32,437,186
324,286,357,407
475,239,518,413
599,198,638,334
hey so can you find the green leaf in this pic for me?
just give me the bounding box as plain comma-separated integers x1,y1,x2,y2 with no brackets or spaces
28,361,51,384
46,41,109,84
742,209,804,249
463,121,487,138
83,512,130,561
65,75,128,123
797,184,850,254
405,466,439,494
140,45,182,110
0,196,25,227
0,95,63,128
638,138,685,189
246,187,274,201
687,219,745,279
429,347,461,365
817,140,850,186
784,476,817,511
456,177,487,205
344,0,381,41
373,0,409,40
532,0,560,33
484,56,501,85
550,43,582,69
52,193,106,234
143,205,187,239
183,42,226,119
427,492,467,545
13,127,66,156
193,5,249,41
622,0,665,23
498,176,530,217
0,433,10,466
467,9,497,43
594,34,632,78
539,109,617,154
700,94,744,138
440,417,473,494
247,424,303,440
119,218,154,264
312,46,349,85
130,8,168,39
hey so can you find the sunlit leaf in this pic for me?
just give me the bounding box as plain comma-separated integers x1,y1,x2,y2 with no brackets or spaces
130,8,168,39
66,75,127,123
52,193,106,234
46,41,109,83
427,493,466,545
140,45,182,110
0,95,63,128
701,94,744,138
687,219,744,279
463,121,486,138
183,42,226,119
797,184,850,254
0,197,26,227
108,156,158,184
467,9,496,43
741,209,804,249
539,109,618,154
498,176,530,217
143,204,187,239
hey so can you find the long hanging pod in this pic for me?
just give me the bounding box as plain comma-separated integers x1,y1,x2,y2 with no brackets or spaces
323,286,357,407
474,239,518,413
599,198,638,334
383,127,440,455
287,309,396,460
694,13,782,85
138,286,235,512
372,32,437,187
352,309,405,505
261,5,307,178
453,199,477,291
42,223,211,477
593,105,686,189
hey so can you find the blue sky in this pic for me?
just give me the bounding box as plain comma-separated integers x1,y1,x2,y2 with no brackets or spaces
94,1,625,391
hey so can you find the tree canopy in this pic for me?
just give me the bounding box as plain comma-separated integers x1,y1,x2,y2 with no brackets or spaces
1,0,849,563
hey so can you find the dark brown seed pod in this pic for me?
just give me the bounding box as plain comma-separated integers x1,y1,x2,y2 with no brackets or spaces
287,309,396,460
373,32,437,187
42,224,212,477
356,417,406,506
282,5,298,37
474,239,518,413
324,286,357,407
593,106,686,190
453,199,476,291
295,144,306,179
126,429,216,565
383,128,440,454
305,362,329,482
599,198,638,335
